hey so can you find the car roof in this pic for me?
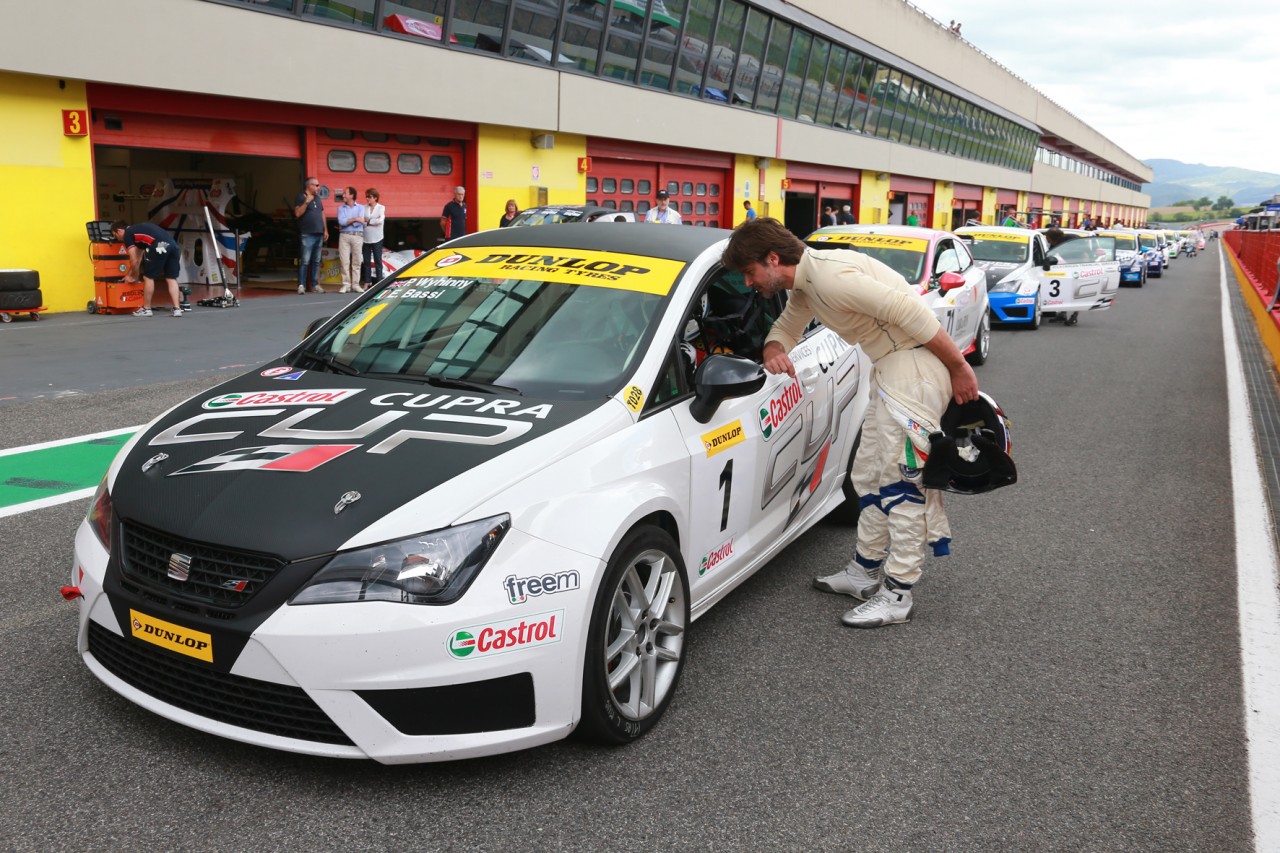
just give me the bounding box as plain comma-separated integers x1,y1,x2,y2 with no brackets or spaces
807,224,946,241
445,221,732,262
955,225,1034,238
520,204,622,218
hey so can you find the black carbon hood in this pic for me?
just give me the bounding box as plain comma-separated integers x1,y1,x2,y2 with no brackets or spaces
110,369,603,559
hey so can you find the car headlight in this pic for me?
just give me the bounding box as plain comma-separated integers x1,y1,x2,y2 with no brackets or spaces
989,277,1021,293
86,475,112,550
290,513,510,605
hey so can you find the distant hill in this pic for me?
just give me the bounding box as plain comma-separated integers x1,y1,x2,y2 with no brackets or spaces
1143,159,1280,208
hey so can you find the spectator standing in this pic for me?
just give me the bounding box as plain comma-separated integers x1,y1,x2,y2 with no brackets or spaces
336,186,366,294
499,199,520,228
645,189,682,224
743,200,757,222
906,211,920,226
838,204,855,225
360,187,386,291
441,186,467,239
293,176,328,294
110,220,184,318
821,205,837,227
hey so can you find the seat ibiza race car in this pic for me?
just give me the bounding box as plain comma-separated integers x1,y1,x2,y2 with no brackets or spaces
804,224,991,365
69,225,872,763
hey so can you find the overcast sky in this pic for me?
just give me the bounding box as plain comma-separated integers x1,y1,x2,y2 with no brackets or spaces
903,1,1280,176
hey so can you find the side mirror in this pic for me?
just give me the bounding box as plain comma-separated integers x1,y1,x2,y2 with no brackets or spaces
938,271,967,292
1042,256,1061,270
690,354,766,424
303,316,331,340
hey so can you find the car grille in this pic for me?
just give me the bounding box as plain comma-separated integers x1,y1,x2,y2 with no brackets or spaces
120,522,285,608
88,621,354,746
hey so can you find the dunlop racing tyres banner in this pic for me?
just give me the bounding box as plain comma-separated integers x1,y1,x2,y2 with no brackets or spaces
401,247,686,295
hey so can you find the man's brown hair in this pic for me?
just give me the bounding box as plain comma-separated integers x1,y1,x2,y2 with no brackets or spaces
721,217,807,270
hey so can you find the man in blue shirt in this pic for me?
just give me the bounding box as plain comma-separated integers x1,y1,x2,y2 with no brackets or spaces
110,220,184,317
336,185,366,294
293,177,328,294
441,186,467,240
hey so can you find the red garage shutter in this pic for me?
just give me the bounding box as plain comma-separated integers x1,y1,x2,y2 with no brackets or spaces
309,128,466,220
587,140,731,227
89,110,301,158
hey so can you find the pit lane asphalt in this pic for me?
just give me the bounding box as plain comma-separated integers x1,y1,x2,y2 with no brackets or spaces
0,258,1253,852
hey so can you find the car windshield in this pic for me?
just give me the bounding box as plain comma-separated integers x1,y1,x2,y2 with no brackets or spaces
301,250,681,399
956,233,1029,263
1052,235,1117,263
1138,234,1158,250
509,208,587,226
806,235,926,284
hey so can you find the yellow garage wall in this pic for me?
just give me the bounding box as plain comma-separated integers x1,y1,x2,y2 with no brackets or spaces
476,125,586,227
0,72,96,313
859,170,891,224
977,185,998,224
731,155,784,224
933,181,954,229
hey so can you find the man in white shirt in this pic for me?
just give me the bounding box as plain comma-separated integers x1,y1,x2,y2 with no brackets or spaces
360,187,386,291
644,190,682,224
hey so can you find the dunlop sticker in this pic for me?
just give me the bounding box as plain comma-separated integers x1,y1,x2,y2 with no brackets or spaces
810,233,929,252
961,231,1027,243
129,609,213,662
398,247,685,295
702,419,745,457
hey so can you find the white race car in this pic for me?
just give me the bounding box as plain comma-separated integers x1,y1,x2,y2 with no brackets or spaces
804,224,991,365
69,224,872,763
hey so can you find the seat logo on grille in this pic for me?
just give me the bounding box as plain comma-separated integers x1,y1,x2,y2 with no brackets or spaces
167,553,192,582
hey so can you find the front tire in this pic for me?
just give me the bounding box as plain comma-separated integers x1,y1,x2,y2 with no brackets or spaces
578,527,689,744
965,311,990,366
1029,297,1042,330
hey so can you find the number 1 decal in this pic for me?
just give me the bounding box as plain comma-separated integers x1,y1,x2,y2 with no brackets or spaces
718,459,733,531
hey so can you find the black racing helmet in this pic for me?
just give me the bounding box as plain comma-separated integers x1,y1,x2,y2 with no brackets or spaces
922,392,1017,495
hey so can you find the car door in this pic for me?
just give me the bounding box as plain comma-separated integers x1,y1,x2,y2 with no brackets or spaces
1042,235,1112,312
660,270,864,598
931,237,980,350
1090,235,1120,299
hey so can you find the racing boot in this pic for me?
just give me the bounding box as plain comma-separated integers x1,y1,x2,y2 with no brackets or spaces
841,581,914,629
813,554,883,600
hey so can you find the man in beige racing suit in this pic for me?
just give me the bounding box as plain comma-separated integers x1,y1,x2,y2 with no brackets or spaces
721,218,979,628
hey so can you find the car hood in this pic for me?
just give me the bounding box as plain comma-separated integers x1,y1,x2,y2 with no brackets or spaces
110,370,608,558
972,260,1023,288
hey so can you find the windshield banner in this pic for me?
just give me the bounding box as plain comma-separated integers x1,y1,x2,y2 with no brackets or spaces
960,231,1026,243
400,247,685,295
809,233,929,252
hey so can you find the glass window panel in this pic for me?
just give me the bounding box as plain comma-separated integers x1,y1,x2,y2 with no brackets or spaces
603,177,617,193
507,0,568,68
383,0,448,36
680,201,692,214
364,151,391,173
638,200,651,213
757,19,792,114
709,201,719,213
668,180,679,195
675,0,716,95
896,75,919,144
731,7,769,108
362,131,389,142
428,154,454,175
397,153,423,174
777,28,810,119
303,0,376,28
681,181,693,195
695,201,706,214
450,0,512,54
696,182,707,195
638,179,652,195
560,0,605,72
620,200,634,211
586,176,598,192
640,0,686,91
708,183,719,196
816,44,845,127
621,179,634,193
603,199,617,208
395,134,423,145
707,0,745,102
853,61,882,134
870,69,901,139
328,150,356,172
587,198,598,206
833,52,862,130
799,37,828,123
601,20,642,83
324,128,355,140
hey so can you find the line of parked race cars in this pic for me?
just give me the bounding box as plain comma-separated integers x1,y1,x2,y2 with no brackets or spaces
64,212,1206,764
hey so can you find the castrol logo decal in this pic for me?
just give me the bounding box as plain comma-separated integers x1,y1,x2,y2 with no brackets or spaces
447,610,564,659
202,389,362,409
759,379,804,441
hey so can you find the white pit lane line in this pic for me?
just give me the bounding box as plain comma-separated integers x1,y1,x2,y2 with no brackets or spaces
1219,245,1280,851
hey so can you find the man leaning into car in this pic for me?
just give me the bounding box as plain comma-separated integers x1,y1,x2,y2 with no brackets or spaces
721,218,979,628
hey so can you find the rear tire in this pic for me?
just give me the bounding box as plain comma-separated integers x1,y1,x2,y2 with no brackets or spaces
577,527,689,745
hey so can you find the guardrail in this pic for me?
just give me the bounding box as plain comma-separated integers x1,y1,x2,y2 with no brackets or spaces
1224,230,1280,308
